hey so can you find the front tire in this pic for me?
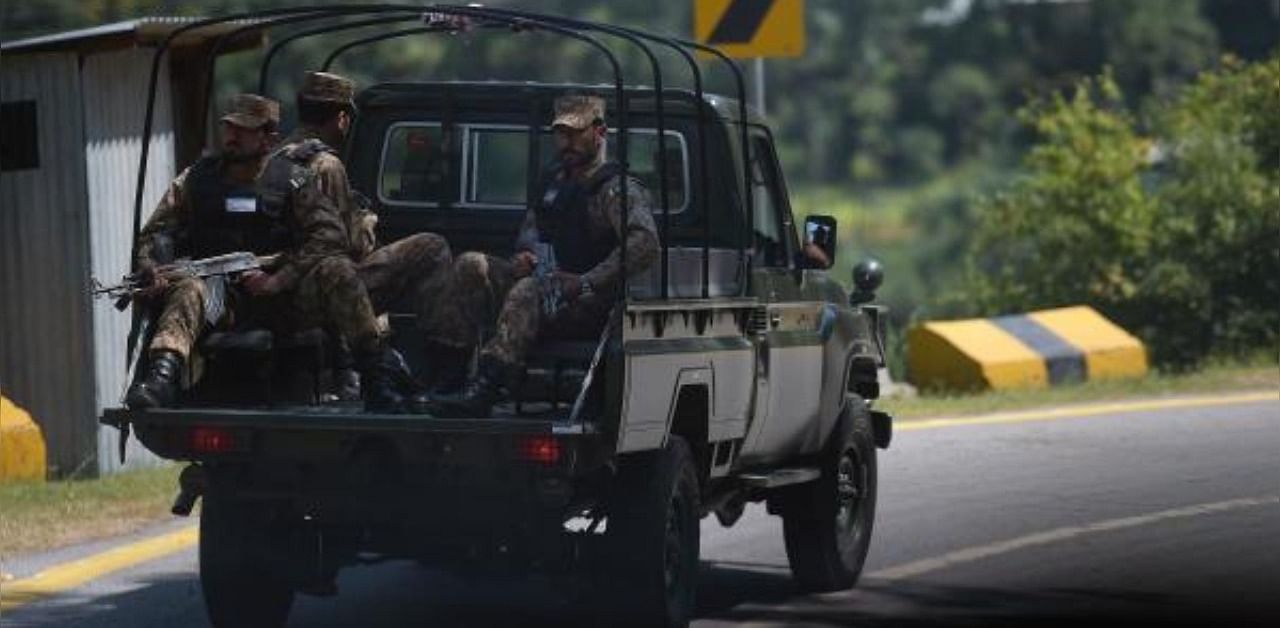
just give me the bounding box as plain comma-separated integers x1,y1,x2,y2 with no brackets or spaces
780,395,878,592
200,495,295,628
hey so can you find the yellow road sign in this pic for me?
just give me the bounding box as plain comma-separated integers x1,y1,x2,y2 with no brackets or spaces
695,0,805,58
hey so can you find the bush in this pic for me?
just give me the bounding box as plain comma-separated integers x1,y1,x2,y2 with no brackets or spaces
962,57,1280,369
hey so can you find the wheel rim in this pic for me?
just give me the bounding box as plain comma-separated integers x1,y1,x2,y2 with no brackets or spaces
834,449,867,556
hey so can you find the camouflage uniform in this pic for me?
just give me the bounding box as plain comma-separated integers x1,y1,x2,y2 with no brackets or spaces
137,94,281,362
427,252,515,350
259,73,453,355
438,96,659,374
483,170,656,370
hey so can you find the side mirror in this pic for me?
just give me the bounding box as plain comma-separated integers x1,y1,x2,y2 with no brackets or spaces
802,215,837,269
850,258,884,305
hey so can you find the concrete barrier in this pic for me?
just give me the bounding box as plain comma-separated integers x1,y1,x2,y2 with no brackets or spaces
908,306,1148,392
1,395,47,482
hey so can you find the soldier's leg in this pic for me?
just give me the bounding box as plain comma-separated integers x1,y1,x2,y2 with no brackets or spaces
359,233,466,402
429,277,542,418
402,252,517,412
127,277,206,409
428,252,516,348
478,276,543,372
295,257,402,412
358,233,452,317
148,277,207,360
296,258,383,351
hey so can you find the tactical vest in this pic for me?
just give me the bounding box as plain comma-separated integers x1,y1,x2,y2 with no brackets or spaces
258,138,377,260
536,161,623,274
186,156,284,257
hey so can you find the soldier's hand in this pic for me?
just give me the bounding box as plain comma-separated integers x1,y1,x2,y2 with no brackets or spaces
137,266,169,298
553,271,583,301
802,241,832,269
240,269,282,296
512,250,538,278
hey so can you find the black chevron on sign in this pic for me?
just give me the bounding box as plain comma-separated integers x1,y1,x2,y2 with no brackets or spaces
707,0,776,44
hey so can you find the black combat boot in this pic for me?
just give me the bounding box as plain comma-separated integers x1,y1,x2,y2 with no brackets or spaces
126,350,184,409
426,358,506,418
405,343,473,414
383,347,423,396
356,347,407,414
328,368,361,402
327,335,361,402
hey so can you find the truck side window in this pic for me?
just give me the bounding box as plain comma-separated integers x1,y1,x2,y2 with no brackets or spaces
749,134,788,267
380,123,456,206
469,127,529,206
608,130,689,213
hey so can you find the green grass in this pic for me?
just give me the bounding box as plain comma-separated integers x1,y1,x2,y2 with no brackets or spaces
882,360,1278,420
0,464,181,560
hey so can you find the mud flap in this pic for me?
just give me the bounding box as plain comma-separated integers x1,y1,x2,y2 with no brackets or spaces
870,409,892,449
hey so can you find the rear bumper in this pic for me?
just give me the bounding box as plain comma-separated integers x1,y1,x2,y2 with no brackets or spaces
102,406,597,435
101,407,607,521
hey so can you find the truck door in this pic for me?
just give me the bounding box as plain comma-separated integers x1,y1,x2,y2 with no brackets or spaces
739,130,826,465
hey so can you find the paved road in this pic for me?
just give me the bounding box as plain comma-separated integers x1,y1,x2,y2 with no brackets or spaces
3,395,1277,627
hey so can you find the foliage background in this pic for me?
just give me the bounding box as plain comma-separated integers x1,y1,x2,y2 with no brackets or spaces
4,0,1277,374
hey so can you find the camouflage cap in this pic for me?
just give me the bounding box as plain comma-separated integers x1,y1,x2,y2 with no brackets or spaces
298,71,356,105
552,94,605,130
219,93,280,129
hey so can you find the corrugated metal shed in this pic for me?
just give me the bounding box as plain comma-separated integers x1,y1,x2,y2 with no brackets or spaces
1,17,264,476
1,17,264,55
0,52,98,476
83,48,177,473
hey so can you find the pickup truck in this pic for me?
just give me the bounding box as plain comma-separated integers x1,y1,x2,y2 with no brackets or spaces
103,7,893,628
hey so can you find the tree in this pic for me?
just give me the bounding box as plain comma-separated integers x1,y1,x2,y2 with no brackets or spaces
1152,55,1280,362
962,58,1280,368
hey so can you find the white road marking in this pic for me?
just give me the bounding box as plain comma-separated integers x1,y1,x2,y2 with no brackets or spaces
897,390,1277,431
867,494,1280,581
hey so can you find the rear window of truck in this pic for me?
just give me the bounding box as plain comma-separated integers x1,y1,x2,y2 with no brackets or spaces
379,122,689,213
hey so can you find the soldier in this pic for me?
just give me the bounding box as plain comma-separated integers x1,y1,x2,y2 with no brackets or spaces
427,94,660,417
245,71,453,412
126,94,282,409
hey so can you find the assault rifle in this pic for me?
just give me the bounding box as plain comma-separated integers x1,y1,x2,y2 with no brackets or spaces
92,251,268,312
529,241,563,317
94,250,271,460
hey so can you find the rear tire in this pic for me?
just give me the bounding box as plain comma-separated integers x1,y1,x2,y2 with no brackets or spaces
604,436,701,628
200,495,295,628
780,396,878,592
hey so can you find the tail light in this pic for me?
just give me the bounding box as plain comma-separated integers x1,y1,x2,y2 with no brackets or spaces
189,426,238,454
518,436,561,465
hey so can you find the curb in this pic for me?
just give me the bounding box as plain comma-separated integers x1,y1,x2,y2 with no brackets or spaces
908,305,1147,392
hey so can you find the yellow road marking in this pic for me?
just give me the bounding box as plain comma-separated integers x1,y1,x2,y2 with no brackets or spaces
0,525,197,612
1,391,1275,611
898,390,1277,431
868,494,1280,580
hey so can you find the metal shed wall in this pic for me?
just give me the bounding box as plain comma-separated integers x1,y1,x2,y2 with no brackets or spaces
0,53,97,476
83,48,176,474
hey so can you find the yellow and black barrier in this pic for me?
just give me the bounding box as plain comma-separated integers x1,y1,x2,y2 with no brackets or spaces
1,395,47,482
907,306,1148,392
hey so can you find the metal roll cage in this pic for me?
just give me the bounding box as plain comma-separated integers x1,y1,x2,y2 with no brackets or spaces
132,4,755,302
